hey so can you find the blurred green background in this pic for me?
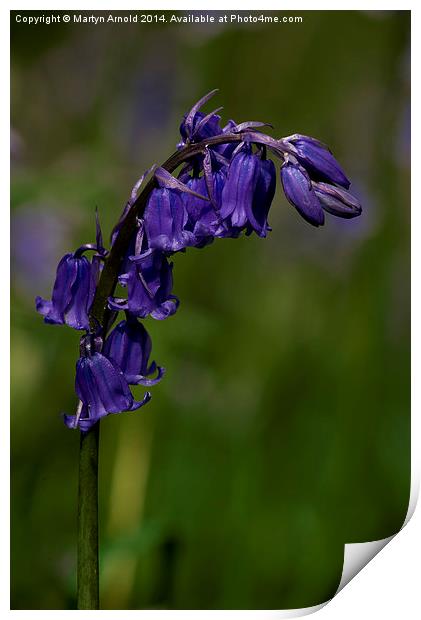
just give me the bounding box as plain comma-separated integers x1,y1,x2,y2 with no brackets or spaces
11,10,410,610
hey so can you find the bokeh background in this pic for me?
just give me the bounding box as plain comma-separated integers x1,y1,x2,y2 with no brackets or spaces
11,10,410,610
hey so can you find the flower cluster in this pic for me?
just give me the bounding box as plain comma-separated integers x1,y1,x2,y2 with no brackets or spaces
36,91,361,431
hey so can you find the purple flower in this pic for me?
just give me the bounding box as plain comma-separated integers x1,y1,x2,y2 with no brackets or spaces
287,135,350,189
103,315,165,386
109,249,179,320
35,251,100,330
182,174,215,242
246,157,276,238
64,351,151,432
144,186,196,252
280,160,325,227
143,167,211,253
220,148,259,229
35,91,364,433
181,171,229,242
313,182,362,219
219,147,275,236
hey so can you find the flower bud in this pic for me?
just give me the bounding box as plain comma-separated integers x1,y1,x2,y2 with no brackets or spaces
280,161,325,227
288,135,350,189
313,182,362,219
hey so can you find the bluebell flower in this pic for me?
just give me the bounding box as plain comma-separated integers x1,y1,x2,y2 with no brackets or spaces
36,212,106,329
181,174,217,244
103,315,165,386
144,186,196,252
109,248,179,320
220,147,259,229
143,167,209,253
35,251,100,330
280,160,325,227
246,156,276,237
180,166,230,243
64,350,151,432
219,146,276,237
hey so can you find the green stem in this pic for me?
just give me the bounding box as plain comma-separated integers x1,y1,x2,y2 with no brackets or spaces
77,423,100,609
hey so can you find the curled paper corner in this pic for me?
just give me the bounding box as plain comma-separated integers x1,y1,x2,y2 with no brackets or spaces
335,474,419,595
271,480,419,619
335,535,394,595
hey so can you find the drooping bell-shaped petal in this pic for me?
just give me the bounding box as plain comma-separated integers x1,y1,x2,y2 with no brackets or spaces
182,175,213,240
182,175,208,223
246,157,276,237
65,255,100,330
103,315,165,386
144,187,197,252
220,147,261,230
109,249,179,320
36,253,78,325
144,168,210,253
212,167,242,239
181,173,228,243
36,251,99,330
288,136,350,189
63,352,151,431
313,182,362,219
280,161,325,227
212,166,228,210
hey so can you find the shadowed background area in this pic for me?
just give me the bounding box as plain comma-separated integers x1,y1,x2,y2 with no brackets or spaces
11,10,410,610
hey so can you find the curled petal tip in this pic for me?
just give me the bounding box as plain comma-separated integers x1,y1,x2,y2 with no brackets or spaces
127,365,166,386
184,89,220,136
131,391,152,410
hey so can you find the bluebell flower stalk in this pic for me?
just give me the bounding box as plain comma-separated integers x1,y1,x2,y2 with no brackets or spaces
36,90,361,609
